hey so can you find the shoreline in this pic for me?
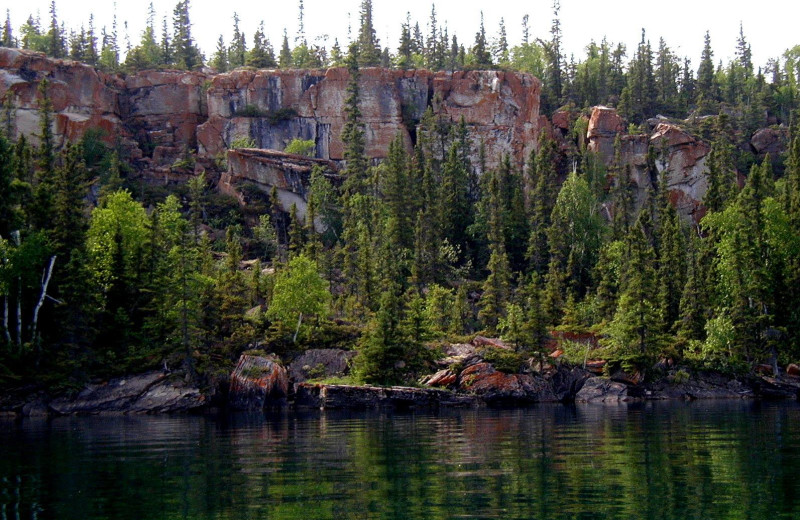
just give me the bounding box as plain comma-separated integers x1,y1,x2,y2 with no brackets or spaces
2,363,798,419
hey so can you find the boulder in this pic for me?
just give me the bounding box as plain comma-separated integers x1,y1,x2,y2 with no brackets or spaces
547,366,592,401
787,364,800,377
575,377,642,403
645,371,754,400
472,336,511,349
752,376,800,400
228,355,289,410
48,371,205,415
551,109,572,131
421,369,458,388
287,348,356,384
751,127,789,157
457,362,558,404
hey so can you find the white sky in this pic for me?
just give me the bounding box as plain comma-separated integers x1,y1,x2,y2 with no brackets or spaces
5,0,799,68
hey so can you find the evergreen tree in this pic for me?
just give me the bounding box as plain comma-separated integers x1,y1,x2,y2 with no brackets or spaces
655,172,686,331
356,0,381,67
471,12,492,68
697,31,716,109
341,42,368,194
542,0,563,111
526,134,559,274
279,29,293,68
606,209,664,359
247,22,276,68
31,79,56,231
172,0,202,70
210,35,228,72
228,13,246,68
160,16,173,66
704,115,738,212
493,18,509,65
2,10,13,47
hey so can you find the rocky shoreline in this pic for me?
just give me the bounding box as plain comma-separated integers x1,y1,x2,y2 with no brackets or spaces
3,348,799,417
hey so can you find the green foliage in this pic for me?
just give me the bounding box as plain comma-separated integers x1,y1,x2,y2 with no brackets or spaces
480,347,523,373
266,254,330,342
230,135,256,149
284,138,315,157
86,190,149,296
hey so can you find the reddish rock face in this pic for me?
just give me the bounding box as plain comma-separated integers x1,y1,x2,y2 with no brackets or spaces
751,127,789,157
586,106,712,223
2,50,541,183
228,355,289,410
222,148,338,223
123,69,208,167
199,67,541,170
0,47,129,151
587,105,625,158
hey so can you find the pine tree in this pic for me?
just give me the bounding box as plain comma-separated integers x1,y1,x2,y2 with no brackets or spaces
542,0,563,111
471,12,492,68
50,144,89,258
526,134,559,274
247,22,275,68
493,18,509,65
2,10,13,47
47,1,64,58
172,0,202,70
704,114,738,212
160,16,173,66
228,13,246,68
677,236,708,341
31,79,56,231
279,29,292,68
697,31,716,110
356,0,381,67
479,246,510,335
606,209,664,359
353,285,408,385
439,124,474,259
341,42,368,195
655,172,686,332
210,35,228,72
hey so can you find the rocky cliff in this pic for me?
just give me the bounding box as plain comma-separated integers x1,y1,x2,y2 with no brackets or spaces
585,106,712,223
0,48,540,172
3,47,784,222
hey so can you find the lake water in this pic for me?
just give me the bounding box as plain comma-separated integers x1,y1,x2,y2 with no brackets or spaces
1,401,799,519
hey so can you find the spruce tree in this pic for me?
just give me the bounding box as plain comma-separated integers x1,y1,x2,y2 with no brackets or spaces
471,12,492,68
32,79,56,232
607,209,664,359
341,42,368,195
228,13,246,68
696,31,716,109
172,0,202,70
527,134,559,274
2,10,13,47
356,0,381,67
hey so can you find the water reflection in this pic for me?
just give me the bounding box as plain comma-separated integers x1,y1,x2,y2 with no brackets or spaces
1,401,799,519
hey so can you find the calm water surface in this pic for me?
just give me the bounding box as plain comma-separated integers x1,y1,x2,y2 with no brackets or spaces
1,401,799,519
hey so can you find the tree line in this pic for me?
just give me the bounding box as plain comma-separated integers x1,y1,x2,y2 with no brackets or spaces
3,1,800,125
2,43,800,389
2,4,800,389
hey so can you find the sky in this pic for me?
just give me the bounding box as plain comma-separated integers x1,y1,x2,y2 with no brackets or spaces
5,0,800,68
